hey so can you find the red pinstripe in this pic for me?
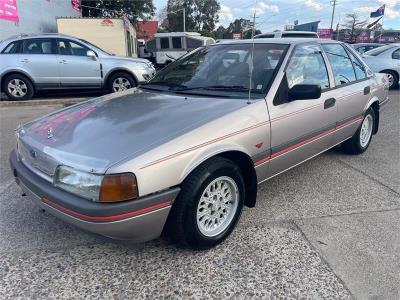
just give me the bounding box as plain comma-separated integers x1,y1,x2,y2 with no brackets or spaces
42,198,172,222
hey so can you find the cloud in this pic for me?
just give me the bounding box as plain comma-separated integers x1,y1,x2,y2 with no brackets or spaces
249,2,279,15
218,4,242,26
304,0,323,11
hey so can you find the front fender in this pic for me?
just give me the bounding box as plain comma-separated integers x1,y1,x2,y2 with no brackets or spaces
179,143,252,183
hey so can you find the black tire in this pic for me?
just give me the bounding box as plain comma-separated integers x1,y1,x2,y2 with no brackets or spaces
381,70,399,90
107,72,136,93
165,157,245,249
2,74,34,101
341,108,375,154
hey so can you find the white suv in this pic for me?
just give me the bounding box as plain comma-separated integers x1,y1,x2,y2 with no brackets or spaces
0,33,156,100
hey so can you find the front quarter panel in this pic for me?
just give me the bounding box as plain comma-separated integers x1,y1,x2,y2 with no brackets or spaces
107,100,271,196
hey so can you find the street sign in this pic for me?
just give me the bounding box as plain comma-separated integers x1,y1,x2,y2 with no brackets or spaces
233,33,241,40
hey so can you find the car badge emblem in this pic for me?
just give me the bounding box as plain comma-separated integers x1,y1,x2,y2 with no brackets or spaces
47,128,54,139
30,149,37,159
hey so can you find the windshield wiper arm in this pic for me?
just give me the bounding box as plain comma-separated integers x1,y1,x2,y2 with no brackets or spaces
140,81,187,89
176,85,250,91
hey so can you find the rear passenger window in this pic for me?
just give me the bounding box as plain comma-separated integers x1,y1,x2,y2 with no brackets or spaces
348,51,367,80
322,44,356,86
2,41,22,54
286,44,330,90
23,39,54,54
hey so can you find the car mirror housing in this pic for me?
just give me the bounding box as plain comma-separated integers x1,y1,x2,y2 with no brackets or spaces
288,84,321,101
87,50,97,60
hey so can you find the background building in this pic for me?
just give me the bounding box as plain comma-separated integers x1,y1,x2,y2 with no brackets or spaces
57,17,138,57
0,0,81,40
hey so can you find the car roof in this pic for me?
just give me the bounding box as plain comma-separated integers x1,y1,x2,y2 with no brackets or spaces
214,38,342,45
2,33,78,42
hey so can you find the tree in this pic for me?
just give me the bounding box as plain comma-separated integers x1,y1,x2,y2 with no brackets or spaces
341,13,368,43
81,0,155,21
162,0,220,36
214,19,261,40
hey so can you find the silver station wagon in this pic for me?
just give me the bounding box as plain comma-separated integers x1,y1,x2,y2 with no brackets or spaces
10,39,389,249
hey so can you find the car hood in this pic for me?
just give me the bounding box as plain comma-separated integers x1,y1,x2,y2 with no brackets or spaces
18,89,248,175
109,56,151,64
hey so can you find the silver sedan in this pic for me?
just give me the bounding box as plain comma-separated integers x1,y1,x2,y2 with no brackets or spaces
362,43,400,89
10,38,389,249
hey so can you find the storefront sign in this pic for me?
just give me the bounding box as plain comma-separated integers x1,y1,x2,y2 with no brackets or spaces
0,0,19,23
71,0,81,13
101,19,114,26
233,33,241,40
317,29,333,40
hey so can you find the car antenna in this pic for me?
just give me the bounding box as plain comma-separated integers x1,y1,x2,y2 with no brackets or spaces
247,0,258,105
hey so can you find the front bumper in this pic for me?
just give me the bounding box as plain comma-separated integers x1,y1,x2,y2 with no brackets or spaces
9,150,179,241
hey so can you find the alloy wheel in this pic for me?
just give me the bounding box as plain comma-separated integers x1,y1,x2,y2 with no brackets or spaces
7,79,28,98
360,114,373,148
196,176,239,237
112,77,132,92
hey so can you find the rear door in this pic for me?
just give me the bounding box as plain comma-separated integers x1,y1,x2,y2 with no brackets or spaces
267,43,337,177
56,39,102,87
21,38,59,88
321,43,370,144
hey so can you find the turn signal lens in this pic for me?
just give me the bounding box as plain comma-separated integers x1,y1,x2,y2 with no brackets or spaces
99,173,138,203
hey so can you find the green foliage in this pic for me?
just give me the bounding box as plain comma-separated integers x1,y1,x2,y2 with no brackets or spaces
161,0,220,35
214,19,261,40
81,0,155,21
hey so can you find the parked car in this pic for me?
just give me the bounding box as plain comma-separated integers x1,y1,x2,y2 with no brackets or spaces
254,31,319,39
10,38,389,249
351,43,384,54
362,43,400,89
0,33,156,100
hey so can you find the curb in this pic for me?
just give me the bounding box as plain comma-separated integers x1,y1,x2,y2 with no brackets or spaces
0,97,88,107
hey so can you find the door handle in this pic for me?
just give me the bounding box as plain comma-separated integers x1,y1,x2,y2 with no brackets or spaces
324,98,336,109
59,60,67,64
364,86,371,95
20,59,29,63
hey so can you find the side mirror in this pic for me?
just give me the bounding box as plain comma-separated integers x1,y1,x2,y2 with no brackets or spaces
288,84,321,101
86,50,97,60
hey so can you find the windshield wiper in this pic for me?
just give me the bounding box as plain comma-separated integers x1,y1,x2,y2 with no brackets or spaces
140,81,187,89
175,85,261,93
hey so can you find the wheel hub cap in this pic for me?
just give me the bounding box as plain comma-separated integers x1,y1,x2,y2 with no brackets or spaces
8,79,27,97
360,114,373,147
113,77,131,92
196,176,239,237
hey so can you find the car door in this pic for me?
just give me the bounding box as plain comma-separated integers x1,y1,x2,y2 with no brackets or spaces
392,47,400,75
56,39,102,87
321,43,370,144
267,43,337,177
20,38,59,88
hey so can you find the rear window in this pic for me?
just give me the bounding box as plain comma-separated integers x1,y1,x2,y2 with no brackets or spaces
281,33,318,38
254,34,274,39
1,41,22,54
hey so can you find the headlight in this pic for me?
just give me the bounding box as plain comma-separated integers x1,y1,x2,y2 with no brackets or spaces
54,166,138,203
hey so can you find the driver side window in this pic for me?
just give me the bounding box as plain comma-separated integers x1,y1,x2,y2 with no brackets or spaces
286,44,330,90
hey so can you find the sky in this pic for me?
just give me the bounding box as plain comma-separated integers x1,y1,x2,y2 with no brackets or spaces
153,0,400,31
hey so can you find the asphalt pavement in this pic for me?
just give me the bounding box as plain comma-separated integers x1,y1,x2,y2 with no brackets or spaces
0,91,399,299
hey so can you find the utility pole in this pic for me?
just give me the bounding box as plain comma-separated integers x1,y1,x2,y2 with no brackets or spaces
183,8,186,32
330,0,337,31
251,7,256,38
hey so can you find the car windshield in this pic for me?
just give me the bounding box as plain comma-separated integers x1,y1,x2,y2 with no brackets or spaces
79,39,113,55
142,43,289,98
364,45,395,56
